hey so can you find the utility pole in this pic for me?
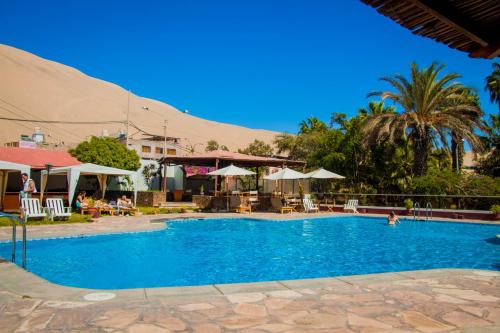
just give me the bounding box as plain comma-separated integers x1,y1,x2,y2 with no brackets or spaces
126,90,131,147
163,119,167,192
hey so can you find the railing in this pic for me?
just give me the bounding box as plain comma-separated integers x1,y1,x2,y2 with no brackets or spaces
0,212,27,269
311,193,499,211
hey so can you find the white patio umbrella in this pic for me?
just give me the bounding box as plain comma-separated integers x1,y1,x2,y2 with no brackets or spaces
305,168,344,179
305,167,344,195
264,167,306,196
208,164,255,211
208,164,255,177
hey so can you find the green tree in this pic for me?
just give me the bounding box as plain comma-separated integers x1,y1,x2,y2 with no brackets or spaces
478,114,500,177
205,140,219,152
273,133,296,155
485,62,500,110
363,62,484,176
238,139,273,156
69,137,141,171
142,163,158,190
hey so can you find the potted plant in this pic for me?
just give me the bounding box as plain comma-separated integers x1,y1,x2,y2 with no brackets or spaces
491,205,500,220
200,184,204,195
404,198,413,215
86,199,100,218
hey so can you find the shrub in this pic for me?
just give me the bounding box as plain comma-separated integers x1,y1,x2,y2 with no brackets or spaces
491,205,500,214
404,198,413,210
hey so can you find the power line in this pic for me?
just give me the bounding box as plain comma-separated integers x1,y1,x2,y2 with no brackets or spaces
0,115,125,125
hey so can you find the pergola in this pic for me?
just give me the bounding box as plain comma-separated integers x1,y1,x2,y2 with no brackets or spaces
40,163,138,205
361,0,500,59
159,150,305,194
0,161,31,211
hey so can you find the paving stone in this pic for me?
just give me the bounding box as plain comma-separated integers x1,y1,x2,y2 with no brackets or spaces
346,305,398,316
441,310,492,328
386,290,433,303
125,323,171,333
254,323,294,332
217,315,268,329
234,303,268,317
93,308,140,329
177,303,214,311
226,292,266,303
432,288,499,302
143,309,187,330
347,313,392,329
435,294,470,304
15,308,55,332
0,314,23,332
192,323,222,333
400,310,454,333
286,312,347,329
264,298,292,310
267,290,303,299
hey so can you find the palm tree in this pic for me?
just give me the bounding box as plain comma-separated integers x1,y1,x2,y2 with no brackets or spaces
363,62,484,177
358,101,395,117
485,62,500,111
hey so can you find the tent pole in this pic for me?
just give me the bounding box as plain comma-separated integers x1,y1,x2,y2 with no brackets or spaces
214,159,219,196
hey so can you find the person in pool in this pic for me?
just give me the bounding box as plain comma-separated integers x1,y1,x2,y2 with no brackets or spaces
388,211,400,225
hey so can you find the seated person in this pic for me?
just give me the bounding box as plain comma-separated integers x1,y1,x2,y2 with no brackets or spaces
117,195,133,208
388,211,400,225
76,191,88,210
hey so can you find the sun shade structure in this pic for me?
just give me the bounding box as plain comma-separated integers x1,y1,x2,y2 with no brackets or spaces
0,161,31,211
159,150,304,168
361,0,500,59
207,164,255,177
264,168,307,180
40,163,138,205
305,168,345,179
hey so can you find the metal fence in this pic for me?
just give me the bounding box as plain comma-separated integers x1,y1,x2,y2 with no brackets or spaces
313,193,500,211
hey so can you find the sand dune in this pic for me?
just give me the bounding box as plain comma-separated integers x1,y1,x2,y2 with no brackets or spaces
0,44,278,152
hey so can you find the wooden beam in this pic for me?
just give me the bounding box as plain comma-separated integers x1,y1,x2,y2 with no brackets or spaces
470,42,500,59
408,0,490,47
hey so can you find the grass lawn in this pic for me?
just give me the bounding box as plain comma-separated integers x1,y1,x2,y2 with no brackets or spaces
0,213,92,227
137,206,201,215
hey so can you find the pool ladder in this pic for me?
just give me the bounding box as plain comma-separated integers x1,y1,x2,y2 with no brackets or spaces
413,202,432,221
1,212,27,269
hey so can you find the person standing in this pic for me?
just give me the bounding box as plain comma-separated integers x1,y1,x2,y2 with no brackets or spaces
20,173,36,199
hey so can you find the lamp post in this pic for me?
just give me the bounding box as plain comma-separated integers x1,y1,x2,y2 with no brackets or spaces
126,90,131,147
44,163,53,204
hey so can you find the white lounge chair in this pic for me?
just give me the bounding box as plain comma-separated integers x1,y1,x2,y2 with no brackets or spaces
20,198,49,222
46,198,72,221
303,197,319,213
343,199,359,213
248,190,259,208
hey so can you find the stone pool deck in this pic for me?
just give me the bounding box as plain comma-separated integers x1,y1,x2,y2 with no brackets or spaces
0,213,499,332
0,263,499,332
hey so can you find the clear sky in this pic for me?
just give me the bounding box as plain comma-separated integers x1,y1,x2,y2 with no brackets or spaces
0,0,497,133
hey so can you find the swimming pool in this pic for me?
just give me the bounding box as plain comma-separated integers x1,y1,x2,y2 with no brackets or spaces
1,216,499,289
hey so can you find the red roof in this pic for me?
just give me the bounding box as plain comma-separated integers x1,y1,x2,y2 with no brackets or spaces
0,147,81,169
160,150,304,167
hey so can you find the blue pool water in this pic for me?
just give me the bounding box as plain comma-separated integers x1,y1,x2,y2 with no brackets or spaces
1,216,499,289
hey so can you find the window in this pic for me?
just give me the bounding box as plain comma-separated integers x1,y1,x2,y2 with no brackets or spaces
141,145,151,153
155,147,163,154
167,149,176,155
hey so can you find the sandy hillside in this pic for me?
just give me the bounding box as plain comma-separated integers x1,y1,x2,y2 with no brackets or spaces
0,44,279,152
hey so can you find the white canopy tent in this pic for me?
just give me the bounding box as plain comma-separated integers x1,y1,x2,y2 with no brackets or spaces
0,161,31,211
40,163,138,205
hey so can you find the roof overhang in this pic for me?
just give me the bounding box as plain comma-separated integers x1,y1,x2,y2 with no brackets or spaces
361,0,500,59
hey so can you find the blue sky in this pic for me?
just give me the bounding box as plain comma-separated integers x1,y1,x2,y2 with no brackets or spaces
0,0,497,133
